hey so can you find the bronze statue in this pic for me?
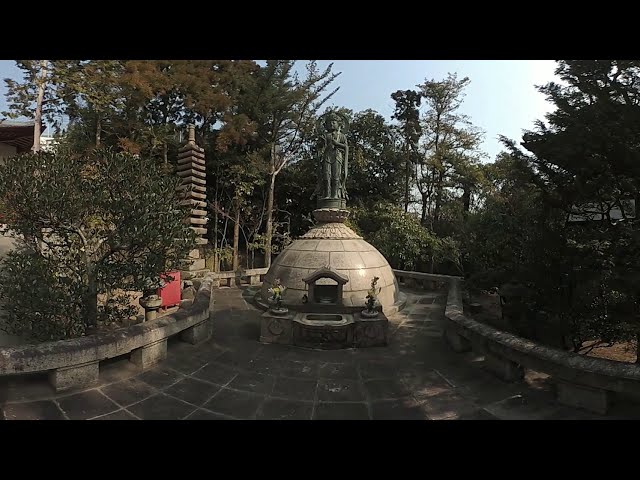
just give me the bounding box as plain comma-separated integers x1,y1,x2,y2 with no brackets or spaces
313,111,349,209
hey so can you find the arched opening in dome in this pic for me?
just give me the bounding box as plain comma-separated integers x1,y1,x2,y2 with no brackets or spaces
303,267,349,308
315,278,339,304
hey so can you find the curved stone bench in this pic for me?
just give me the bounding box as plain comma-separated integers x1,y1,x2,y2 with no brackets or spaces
0,277,215,392
443,278,640,414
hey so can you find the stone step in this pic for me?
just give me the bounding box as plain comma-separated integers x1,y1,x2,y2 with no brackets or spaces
190,227,207,236
194,237,208,245
190,209,207,217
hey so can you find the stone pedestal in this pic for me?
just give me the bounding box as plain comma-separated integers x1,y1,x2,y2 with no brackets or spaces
130,338,168,369
353,314,388,347
180,319,212,345
312,208,350,223
139,295,162,322
49,361,100,392
484,351,524,382
260,311,293,344
443,326,472,353
556,380,610,414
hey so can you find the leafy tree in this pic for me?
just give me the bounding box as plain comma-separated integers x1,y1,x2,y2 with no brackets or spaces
463,152,566,290
502,60,640,358
416,73,484,231
241,60,340,267
347,109,404,207
391,90,422,212
350,202,460,272
3,60,62,151
0,149,195,337
56,60,126,147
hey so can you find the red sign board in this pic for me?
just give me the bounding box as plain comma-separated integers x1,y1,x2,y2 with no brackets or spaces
158,271,181,309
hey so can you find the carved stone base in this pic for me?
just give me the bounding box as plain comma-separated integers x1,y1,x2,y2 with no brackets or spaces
353,314,388,347
259,311,388,349
312,208,350,224
292,314,355,350
260,311,294,344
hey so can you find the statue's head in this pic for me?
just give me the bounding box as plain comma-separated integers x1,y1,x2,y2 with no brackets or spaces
323,112,341,132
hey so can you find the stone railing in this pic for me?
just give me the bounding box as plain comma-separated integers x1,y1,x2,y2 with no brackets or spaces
0,278,215,393
443,278,640,414
393,269,462,288
211,267,269,287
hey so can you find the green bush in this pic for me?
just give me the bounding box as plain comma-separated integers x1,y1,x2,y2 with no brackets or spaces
349,202,460,272
0,248,86,341
0,149,196,341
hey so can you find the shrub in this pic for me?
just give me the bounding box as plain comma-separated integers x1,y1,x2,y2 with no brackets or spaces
0,149,196,340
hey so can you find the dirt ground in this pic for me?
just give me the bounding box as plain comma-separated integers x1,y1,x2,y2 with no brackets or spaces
467,290,638,364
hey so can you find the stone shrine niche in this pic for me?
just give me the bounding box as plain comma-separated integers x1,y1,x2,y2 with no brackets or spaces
302,266,349,307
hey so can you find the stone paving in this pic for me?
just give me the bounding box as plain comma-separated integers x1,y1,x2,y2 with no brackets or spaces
1,285,638,420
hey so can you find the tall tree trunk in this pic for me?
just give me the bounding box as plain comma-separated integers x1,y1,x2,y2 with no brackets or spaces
433,170,444,231
421,192,428,225
404,146,410,213
462,183,471,214
232,200,240,271
95,114,102,147
163,141,168,167
213,201,219,273
264,159,276,269
31,60,48,153
83,256,98,327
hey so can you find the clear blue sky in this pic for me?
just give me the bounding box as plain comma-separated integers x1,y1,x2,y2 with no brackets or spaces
0,60,559,160
307,60,558,161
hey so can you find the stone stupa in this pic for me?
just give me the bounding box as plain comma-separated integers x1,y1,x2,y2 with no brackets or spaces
256,111,405,349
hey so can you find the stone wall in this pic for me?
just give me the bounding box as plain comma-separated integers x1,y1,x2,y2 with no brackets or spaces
442,277,640,414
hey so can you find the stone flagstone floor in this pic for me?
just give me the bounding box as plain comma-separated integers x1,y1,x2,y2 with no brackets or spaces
1,285,639,420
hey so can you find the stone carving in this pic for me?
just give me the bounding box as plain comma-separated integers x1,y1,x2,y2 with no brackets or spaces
312,111,350,209
268,318,285,336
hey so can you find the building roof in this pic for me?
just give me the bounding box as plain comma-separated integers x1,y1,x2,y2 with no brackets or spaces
0,119,37,152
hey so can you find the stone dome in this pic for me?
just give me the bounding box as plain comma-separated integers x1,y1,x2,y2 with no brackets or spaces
260,221,403,314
